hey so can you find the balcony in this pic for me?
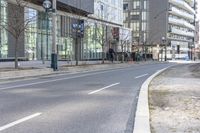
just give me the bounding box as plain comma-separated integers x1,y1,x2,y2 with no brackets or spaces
169,17,195,30
171,28,194,37
170,7,194,20
168,36,193,42
185,0,195,7
169,0,195,14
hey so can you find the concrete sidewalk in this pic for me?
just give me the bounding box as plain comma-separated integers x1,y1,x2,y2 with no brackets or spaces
0,60,109,69
0,60,154,81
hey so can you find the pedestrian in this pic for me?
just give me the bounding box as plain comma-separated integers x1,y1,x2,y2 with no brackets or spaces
124,51,129,62
109,48,115,63
131,52,135,61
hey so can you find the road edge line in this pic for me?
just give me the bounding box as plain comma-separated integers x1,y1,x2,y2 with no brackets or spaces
133,66,171,133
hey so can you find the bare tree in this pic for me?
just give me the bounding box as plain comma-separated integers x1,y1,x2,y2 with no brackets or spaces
119,28,131,62
95,23,107,64
0,0,36,69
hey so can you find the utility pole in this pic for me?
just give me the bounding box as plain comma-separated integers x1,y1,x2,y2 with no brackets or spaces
193,0,196,61
139,0,144,61
46,9,49,60
75,0,81,66
164,4,169,62
51,0,57,70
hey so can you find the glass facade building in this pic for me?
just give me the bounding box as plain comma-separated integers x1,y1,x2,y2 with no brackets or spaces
0,0,126,61
0,0,8,58
93,0,123,25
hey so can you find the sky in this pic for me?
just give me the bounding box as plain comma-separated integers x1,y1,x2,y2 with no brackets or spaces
198,1,200,45
198,3,200,20
198,1,200,20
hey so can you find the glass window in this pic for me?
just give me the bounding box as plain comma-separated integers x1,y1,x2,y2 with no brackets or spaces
123,3,128,10
144,0,147,10
24,8,37,60
133,1,140,10
0,0,8,58
142,22,146,31
82,21,103,60
142,12,146,20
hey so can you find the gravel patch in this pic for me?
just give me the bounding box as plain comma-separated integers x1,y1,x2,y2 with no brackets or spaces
149,64,200,133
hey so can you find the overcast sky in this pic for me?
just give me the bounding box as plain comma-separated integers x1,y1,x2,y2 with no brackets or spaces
197,2,200,20
198,1,200,20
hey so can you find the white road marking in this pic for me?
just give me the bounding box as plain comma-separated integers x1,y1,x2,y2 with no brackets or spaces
0,113,42,131
88,83,120,95
135,73,149,79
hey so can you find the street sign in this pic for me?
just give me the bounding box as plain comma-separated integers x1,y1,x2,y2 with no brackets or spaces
71,19,84,38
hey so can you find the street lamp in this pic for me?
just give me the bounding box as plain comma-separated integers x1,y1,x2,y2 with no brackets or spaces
43,0,51,9
162,36,167,61
41,0,51,64
43,0,51,61
157,44,160,61
43,0,57,70
43,0,51,62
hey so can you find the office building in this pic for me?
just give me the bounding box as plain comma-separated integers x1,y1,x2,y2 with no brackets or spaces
91,0,132,54
0,0,131,62
123,0,197,60
149,0,196,60
123,0,148,52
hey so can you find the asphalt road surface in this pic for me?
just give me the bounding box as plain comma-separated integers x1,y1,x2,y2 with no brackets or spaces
0,63,172,133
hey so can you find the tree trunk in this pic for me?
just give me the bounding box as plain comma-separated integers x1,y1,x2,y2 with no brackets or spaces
14,39,19,69
102,45,105,64
75,37,78,66
121,45,124,63
102,25,105,64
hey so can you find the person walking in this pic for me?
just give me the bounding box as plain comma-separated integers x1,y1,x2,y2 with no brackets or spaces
108,48,115,63
124,51,129,62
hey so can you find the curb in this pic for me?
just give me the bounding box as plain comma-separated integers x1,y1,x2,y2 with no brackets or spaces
0,63,132,81
133,66,171,133
0,68,53,81
0,61,162,81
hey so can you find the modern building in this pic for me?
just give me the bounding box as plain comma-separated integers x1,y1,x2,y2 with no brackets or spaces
123,0,197,60
123,0,148,52
149,0,196,60
194,20,199,58
93,0,123,25
90,0,132,54
0,0,131,62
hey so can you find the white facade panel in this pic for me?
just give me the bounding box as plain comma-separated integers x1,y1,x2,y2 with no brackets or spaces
170,7,194,20
171,28,194,37
169,17,195,30
169,0,195,14
92,0,123,25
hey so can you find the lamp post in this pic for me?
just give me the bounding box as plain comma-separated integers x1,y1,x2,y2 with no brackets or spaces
191,43,194,60
43,0,57,70
42,0,51,61
51,0,57,70
157,44,160,61
162,36,167,61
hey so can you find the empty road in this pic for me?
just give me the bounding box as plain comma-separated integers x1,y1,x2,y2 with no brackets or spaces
0,63,172,133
